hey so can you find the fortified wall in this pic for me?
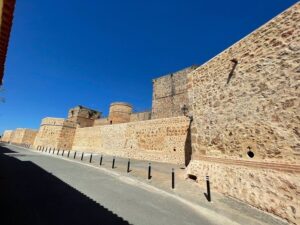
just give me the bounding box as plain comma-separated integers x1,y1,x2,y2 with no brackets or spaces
33,117,77,151
68,105,101,127
1,3,299,224
186,3,300,224
151,66,198,119
10,128,37,146
1,130,13,142
72,116,190,164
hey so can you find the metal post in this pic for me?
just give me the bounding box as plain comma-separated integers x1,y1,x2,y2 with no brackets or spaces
57,150,60,155
127,159,130,173
100,155,103,166
53,149,55,154
74,151,77,159
67,151,70,158
172,168,175,189
81,152,84,161
148,163,151,180
206,176,211,202
62,150,65,156
112,156,115,169
89,154,92,163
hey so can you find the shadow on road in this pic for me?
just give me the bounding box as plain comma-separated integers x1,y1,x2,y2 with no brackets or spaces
0,145,130,225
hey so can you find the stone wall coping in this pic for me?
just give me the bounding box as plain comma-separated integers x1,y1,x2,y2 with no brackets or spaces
110,102,133,108
190,2,299,77
77,116,190,130
152,65,199,81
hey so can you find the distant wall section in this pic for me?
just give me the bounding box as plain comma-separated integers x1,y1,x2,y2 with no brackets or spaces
1,130,13,142
72,116,191,164
152,66,198,119
33,117,77,150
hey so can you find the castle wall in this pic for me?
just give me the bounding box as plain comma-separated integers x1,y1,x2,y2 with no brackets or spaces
108,102,133,124
10,128,25,145
33,118,76,150
22,129,38,146
93,117,109,126
151,66,198,119
72,116,191,164
1,130,13,142
187,3,300,224
68,106,101,127
130,111,151,122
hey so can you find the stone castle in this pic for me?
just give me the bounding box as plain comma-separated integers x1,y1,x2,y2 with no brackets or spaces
1,2,299,224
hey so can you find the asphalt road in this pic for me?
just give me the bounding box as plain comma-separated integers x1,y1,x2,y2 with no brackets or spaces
0,144,221,225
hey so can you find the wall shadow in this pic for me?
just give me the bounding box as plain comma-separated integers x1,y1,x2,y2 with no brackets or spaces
184,120,192,167
226,59,238,84
0,145,130,225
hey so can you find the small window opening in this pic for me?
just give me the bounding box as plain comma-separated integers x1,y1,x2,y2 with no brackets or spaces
173,148,176,152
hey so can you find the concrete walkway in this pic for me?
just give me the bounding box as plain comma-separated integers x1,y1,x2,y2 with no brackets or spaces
2,144,289,225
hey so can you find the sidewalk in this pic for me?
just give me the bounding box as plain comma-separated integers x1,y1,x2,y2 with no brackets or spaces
23,146,289,225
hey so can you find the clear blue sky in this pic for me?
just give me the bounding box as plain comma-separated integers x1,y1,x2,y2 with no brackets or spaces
0,0,297,133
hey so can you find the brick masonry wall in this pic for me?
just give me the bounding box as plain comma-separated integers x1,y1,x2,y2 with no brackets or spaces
72,116,191,164
186,2,300,224
1,130,13,142
152,66,198,119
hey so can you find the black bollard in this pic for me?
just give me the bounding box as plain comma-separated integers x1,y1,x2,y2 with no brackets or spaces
89,154,92,163
67,151,70,158
148,163,152,180
112,156,115,169
127,159,130,173
74,151,77,159
53,149,55,154
206,176,211,202
62,150,65,156
81,152,84,161
57,150,60,155
49,148,51,153
172,168,175,189
100,155,103,166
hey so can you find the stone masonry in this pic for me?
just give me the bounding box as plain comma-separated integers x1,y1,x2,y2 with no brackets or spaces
72,116,190,164
186,2,300,224
10,128,37,147
68,105,101,128
1,2,299,224
33,117,77,151
152,66,198,119
1,130,13,143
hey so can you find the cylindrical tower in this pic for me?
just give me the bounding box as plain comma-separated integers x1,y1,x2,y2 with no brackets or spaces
108,102,133,124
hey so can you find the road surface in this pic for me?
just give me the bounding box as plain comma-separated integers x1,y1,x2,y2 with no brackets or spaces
0,144,227,225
